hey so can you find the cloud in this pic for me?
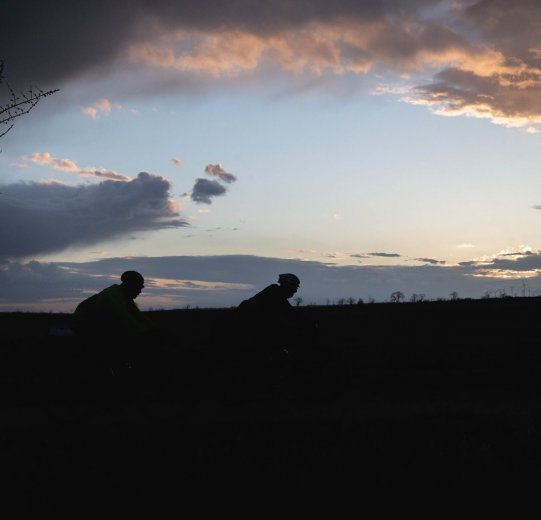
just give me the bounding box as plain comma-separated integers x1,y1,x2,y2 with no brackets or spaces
368,252,401,258
3,251,541,312
191,178,227,204
81,107,98,119
204,163,237,183
0,259,102,306
391,1,541,130
415,258,446,265
124,4,541,130
190,162,237,204
409,62,541,130
27,152,131,181
82,98,121,119
498,251,533,257
3,1,541,132
0,172,187,259
324,252,350,260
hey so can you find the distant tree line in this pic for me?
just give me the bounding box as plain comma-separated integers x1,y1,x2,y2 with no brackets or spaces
304,286,541,307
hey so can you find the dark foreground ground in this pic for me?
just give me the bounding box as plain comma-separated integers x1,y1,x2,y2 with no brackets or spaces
2,298,541,505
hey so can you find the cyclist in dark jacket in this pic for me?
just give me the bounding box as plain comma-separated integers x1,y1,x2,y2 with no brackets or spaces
237,273,301,365
238,273,300,314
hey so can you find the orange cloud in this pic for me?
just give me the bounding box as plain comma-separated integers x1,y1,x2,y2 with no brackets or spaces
27,152,131,181
82,98,121,119
126,12,541,131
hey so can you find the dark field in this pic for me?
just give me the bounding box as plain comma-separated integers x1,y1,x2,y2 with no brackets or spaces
2,298,541,501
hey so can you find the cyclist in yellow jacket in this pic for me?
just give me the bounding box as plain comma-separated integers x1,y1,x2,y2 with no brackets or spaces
74,271,152,336
73,271,155,374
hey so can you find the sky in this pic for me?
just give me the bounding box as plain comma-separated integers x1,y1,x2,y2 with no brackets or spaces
2,0,541,312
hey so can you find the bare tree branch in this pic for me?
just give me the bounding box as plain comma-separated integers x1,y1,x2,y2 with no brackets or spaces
0,60,59,139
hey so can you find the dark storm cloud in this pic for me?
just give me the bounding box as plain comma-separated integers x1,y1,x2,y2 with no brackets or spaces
462,0,541,58
1,0,140,87
0,172,186,259
0,2,470,83
4,1,541,129
0,0,397,86
3,253,541,312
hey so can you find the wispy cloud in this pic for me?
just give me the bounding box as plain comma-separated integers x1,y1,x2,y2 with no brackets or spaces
27,152,131,181
204,163,237,183
498,251,534,257
368,252,401,258
82,98,121,119
415,257,446,265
